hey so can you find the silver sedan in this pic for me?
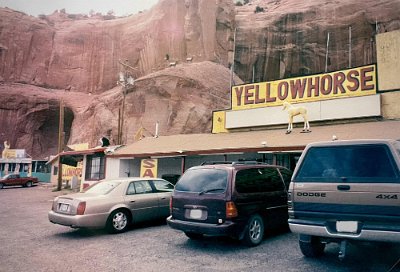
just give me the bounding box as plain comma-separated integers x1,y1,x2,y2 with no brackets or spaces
48,178,174,233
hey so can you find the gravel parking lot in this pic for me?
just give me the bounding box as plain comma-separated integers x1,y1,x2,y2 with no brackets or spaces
0,184,399,272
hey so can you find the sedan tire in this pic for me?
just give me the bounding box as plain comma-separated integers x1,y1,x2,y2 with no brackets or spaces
106,209,130,234
25,181,33,188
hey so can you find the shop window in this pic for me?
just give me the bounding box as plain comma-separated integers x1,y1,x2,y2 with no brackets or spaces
85,155,105,180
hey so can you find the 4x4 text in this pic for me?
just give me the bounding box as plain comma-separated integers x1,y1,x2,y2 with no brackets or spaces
376,194,398,199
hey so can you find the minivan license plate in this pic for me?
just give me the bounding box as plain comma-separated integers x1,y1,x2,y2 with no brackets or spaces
336,221,358,233
189,209,202,219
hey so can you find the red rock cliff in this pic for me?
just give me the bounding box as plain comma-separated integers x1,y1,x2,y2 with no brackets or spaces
0,0,235,94
1,0,400,159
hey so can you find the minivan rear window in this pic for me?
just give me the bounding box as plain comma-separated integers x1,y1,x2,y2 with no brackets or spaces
295,144,399,182
175,168,228,193
235,168,285,193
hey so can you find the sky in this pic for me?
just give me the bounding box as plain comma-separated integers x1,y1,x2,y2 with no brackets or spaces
0,0,159,17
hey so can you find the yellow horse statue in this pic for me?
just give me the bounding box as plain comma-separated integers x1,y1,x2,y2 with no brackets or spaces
2,140,10,159
282,102,311,134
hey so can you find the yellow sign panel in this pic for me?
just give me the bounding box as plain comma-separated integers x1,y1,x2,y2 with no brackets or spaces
376,30,400,91
231,65,377,110
3,150,16,159
212,111,228,134
62,162,83,181
140,159,158,178
67,143,89,151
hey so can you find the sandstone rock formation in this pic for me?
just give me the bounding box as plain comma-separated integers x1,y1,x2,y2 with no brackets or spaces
0,0,235,94
1,0,400,159
0,0,236,158
0,61,240,158
234,0,400,82
75,61,241,148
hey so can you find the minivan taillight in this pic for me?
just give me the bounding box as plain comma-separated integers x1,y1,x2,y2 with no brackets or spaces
226,201,238,218
76,202,86,215
169,197,173,214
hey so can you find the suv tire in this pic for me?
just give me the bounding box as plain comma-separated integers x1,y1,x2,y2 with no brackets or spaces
299,237,325,257
242,214,264,247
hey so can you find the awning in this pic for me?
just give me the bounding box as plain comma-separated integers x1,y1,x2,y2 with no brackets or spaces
47,147,107,166
110,120,400,158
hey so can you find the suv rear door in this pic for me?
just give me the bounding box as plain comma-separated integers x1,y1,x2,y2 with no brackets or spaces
292,143,400,230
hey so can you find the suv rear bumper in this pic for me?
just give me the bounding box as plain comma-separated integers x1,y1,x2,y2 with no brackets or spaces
289,219,400,243
167,216,241,236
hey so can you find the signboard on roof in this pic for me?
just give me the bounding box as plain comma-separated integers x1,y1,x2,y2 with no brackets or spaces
231,64,376,110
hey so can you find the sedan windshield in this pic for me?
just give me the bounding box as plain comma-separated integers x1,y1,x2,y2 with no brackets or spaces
175,168,228,193
85,181,121,195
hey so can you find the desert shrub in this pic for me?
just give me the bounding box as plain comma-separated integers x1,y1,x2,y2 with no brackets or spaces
254,6,264,13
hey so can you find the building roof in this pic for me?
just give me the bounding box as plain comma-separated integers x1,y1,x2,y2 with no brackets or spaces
111,120,400,158
47,147,107,165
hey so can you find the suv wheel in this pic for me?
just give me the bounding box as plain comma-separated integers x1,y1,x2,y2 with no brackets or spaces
184,232,203,240
242,214,264,247
299,237,325,257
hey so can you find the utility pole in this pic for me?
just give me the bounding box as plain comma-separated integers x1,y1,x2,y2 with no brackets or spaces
349,26,352,68
230,27,237,90
325,32,330,73
57,100,64,191
117,59,136,145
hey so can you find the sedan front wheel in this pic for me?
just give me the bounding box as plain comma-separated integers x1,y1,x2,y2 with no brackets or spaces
106,210,129,234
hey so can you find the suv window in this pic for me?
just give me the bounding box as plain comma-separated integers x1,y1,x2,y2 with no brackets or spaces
235,167,284,193
295,144,398,182
175,168,228,193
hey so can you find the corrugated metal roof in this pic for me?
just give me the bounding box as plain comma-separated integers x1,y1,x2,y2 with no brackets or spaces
111,120,400,158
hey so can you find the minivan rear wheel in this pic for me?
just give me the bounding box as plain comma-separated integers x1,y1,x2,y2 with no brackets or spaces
184,232,203,240
242,214,264,247
299,237,325,257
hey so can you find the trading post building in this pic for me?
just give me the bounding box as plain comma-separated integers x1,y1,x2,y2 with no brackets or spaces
106,30,400,182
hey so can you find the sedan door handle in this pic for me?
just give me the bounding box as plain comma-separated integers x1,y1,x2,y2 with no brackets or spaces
337,185,350,191
130,200,136,203
161,197,166,200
